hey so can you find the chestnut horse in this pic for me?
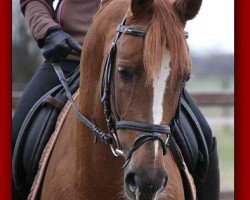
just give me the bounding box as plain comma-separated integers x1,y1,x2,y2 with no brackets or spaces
40,0,202,199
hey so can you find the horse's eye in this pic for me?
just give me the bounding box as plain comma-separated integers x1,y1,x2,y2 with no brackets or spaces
118,66,132,80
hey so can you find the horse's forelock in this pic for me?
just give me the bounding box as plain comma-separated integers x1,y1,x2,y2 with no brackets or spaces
95,0,191,84
144,0,191,83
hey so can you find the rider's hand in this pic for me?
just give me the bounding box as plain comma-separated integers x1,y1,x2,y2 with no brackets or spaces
41,28,82,62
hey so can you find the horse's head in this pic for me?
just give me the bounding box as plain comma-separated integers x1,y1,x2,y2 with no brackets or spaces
82,0,202,199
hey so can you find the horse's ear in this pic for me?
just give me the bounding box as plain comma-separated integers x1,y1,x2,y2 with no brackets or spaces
174,0,202,22
130,0,154,16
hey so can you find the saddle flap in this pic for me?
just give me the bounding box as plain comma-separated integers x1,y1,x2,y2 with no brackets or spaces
173,88,210,186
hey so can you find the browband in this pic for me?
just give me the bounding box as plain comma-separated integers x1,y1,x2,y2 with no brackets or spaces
117,25,147,37
117,25,188,38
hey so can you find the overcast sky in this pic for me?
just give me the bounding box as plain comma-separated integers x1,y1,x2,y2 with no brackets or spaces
52,0,234,54
186,0,234,54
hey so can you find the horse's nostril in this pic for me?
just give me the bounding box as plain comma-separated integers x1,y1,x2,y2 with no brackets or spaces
125,172,138,192
125,170,168,194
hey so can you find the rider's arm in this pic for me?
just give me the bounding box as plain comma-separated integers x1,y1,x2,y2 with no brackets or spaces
20,0,81,61
20,0,61,47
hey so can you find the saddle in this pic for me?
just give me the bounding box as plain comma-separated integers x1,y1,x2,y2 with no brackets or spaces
12,67,80,197
12,66,216,199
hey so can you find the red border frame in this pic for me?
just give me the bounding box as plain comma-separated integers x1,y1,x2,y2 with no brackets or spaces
235,0,250,199
0,0,11,199
0,0,248,199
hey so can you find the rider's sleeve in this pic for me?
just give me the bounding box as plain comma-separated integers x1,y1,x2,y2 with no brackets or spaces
20,0,61,46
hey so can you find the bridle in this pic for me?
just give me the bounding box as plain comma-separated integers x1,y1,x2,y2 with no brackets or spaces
53,15,188,167
100,16,172,167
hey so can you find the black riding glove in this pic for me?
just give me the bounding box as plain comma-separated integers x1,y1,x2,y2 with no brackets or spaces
41,28,82,62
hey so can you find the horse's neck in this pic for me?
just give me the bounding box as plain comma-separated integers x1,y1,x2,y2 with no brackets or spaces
74,65,124,198
41,97,124,199
42,32,124,199
50,2,128,197
73,110,124,199
69,23,125,198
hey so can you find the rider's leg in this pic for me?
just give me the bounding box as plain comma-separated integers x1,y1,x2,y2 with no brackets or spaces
197,137,220,200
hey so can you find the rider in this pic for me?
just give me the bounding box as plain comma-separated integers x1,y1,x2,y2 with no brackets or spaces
13,0,105,150
13,0,105,199
13,0,219,199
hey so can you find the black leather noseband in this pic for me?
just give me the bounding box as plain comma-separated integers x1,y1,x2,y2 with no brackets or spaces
116,120,171,167
116,120,171,133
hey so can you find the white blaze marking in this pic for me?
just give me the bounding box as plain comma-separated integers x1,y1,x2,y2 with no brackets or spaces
153,49,171,156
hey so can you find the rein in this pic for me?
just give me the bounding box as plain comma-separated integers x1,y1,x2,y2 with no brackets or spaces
53,15,189,167
53,63,114,145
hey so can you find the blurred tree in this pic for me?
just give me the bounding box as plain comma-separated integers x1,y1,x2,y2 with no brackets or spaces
191,51,234,79
12,0,42,91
